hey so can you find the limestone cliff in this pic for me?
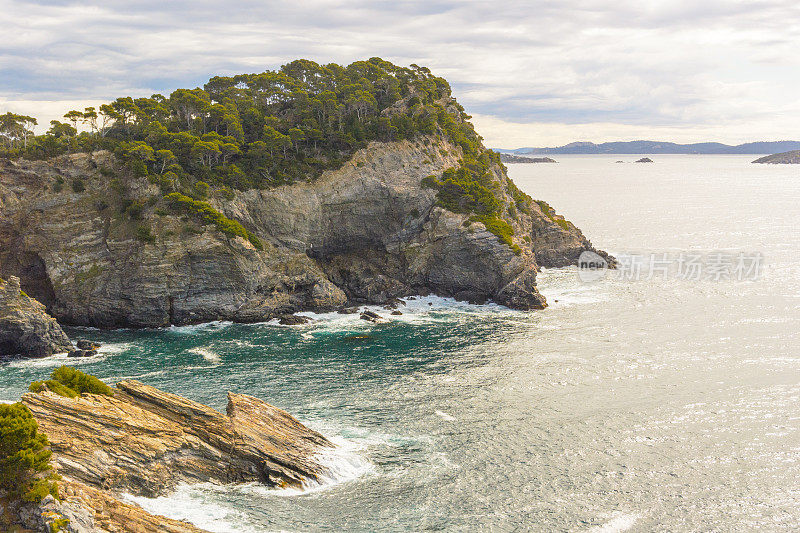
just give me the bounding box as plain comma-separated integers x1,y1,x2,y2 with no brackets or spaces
0,275,73,357
0,136,610,328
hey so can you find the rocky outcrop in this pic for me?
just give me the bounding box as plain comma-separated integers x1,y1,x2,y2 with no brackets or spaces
0,136,611,327
499,153,557,164
0,275,72,358
22,380,333,496
3,380,333,532
752,150,800,164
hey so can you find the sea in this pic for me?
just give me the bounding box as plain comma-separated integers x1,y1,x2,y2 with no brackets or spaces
2,154,799,532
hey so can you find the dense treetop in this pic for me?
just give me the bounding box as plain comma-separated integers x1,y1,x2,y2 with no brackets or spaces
0,58,533,251
1,58,487,189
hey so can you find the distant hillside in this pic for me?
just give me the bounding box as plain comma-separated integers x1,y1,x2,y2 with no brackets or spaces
752,150,800,164
495,140,800,155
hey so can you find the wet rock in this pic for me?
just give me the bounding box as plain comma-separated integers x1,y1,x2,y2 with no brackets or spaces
391,310,403,316
337,307,359,314
68,348,97,358
278,314,310,325
360,310,386,323
75,339,100,350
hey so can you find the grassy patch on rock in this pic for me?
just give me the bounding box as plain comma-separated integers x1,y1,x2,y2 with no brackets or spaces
29,366,113,398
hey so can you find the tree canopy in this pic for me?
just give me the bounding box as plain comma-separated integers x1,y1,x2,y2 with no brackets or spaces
2,58,484,191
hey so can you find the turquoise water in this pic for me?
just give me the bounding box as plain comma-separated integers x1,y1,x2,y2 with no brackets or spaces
2,155,800,531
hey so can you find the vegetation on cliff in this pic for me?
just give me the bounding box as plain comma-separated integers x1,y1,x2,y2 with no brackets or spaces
0,402,59,502
29,365,113,398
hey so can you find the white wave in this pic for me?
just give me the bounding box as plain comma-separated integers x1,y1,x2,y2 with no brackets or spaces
435,410,456,421
122,485,261,533
586,512,642,533
6,351,108,369
97,342,132,355
187,346,221,363
168,321,233,334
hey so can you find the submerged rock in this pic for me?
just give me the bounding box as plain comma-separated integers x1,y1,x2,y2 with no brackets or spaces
0,275,73,358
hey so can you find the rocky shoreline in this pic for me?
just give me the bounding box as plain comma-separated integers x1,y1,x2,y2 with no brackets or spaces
2,376,334,532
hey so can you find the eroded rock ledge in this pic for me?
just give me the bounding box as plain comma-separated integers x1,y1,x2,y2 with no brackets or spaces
9,380,333,532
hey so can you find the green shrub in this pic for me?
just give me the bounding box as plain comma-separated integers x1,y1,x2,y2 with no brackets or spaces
0,402,57,501
52,176,64,193
469,215,521,255
50,517,70,533
136,225,156,243
126,199,145,219
29,366,113,398
71,178,85,193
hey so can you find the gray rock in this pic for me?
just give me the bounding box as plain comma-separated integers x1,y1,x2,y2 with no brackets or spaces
360,310,385,323
75,339,99,350
277,314,310,325
0,276,72,358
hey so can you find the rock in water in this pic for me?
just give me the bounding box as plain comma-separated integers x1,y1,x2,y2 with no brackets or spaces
21,380,334,497
0,275,73,358
360,310,386,323
278,314,311,325
76,339,100,350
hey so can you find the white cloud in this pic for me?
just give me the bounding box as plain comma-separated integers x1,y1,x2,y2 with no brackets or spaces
1,0,799,145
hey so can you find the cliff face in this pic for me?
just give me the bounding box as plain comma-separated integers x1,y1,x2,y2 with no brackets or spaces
0,136,610,328
0,275,73,357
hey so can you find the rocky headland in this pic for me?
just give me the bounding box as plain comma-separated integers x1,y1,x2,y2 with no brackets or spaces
752,150,800,164
0,60,612,330
1,375,333,532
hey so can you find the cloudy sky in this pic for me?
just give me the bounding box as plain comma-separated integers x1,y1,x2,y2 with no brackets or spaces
2,0,799,147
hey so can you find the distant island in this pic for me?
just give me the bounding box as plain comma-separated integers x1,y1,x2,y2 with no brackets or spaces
752,150,800,164
495,140,800,155
499,153,557,164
